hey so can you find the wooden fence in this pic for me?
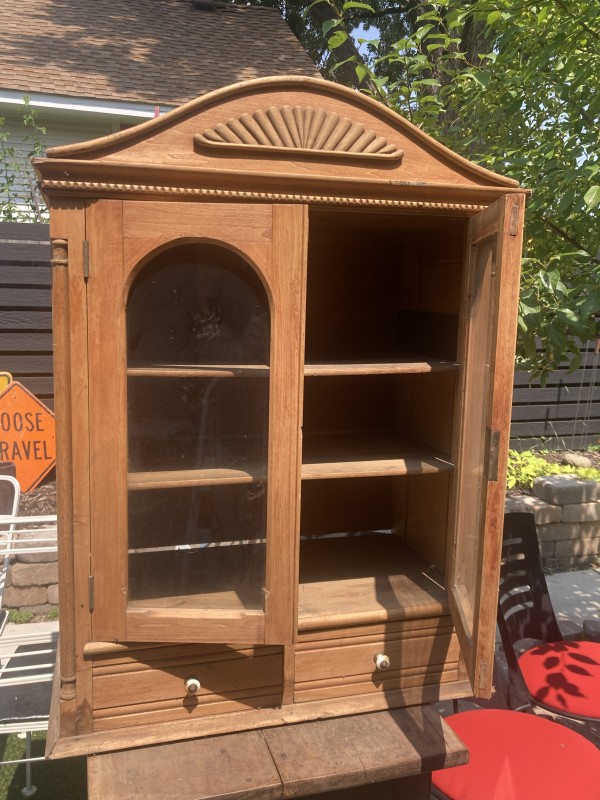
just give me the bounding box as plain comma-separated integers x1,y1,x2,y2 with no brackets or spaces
511,341,600,452
1,222,598,451
0,222,53,409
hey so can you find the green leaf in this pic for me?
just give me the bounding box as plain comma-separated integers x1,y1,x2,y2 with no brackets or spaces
328,30,349,49
321,19,339,35
471,70,491,88
557,189,575,212
341,1,374,10
584,185,600,209
355,63,367,83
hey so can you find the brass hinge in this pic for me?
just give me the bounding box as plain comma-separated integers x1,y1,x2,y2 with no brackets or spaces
83,240,90,280
487,429,501,482
88,575,95,612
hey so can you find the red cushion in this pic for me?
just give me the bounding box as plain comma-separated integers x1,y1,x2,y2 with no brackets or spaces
432,709,600,800
518,640,600,718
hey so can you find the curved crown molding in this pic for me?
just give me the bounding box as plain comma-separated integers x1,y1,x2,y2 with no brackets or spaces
195,106,403,162
43,76,520,189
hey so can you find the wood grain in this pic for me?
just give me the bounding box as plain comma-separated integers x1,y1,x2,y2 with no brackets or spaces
304,359,458,376
302,434,453,480
87,706,467,800
298,536,449,629
48,679,472,759
264,204,306,645
88,730,281,800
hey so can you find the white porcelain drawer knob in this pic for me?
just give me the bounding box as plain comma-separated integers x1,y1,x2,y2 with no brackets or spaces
374,653,390,671
185,677,201,694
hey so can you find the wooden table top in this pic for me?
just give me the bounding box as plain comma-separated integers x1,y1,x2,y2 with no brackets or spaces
87,705,467,800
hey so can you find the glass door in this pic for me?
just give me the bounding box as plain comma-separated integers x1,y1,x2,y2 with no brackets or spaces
87,200,305,646
126,243,270,623
449,193,525,697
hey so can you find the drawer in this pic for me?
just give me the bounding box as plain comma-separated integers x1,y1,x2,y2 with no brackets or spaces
295,616,460,703
91,643,282,731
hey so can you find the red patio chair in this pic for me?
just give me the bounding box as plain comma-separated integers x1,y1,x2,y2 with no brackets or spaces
431,707,600,800
498,511,600,722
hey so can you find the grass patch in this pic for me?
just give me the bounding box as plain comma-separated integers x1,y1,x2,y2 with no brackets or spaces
6,611,34,625
0,734,86,800
6,608,59,625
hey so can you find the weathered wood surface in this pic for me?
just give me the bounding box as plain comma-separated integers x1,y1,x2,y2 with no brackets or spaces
87,708,467,800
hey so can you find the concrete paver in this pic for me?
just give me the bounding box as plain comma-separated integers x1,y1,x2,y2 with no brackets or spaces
546,567,600,635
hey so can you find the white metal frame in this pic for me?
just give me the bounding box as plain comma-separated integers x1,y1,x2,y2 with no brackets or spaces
0,476,59,795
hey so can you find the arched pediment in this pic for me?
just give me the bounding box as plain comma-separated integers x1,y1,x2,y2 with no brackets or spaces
36,76,519,206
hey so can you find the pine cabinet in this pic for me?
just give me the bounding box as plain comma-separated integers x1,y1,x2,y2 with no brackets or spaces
35,76,525,757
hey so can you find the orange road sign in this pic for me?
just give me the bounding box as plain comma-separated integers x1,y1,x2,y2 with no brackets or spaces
0,381,56,494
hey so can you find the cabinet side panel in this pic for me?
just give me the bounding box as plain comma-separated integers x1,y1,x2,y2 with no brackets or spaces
49,206,76,737
87,200,128,642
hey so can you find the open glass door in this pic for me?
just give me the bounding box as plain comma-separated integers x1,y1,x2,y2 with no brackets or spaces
449,194,524,697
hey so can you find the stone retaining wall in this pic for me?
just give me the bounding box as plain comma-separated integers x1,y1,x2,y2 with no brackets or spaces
3,538,58,616
505,475,600,571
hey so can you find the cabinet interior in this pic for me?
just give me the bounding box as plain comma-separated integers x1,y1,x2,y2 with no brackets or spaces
304,209,466,363
298,208,466,633
120,210,468,628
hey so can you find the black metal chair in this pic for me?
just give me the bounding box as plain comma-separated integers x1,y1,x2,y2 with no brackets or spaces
497,511,600,723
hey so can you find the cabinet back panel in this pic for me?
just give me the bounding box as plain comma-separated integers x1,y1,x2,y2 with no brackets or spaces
303,375,397,435
305,210,465,363
404,371,457,454
300,477,395,537
299,473,449,573
303,373,454,456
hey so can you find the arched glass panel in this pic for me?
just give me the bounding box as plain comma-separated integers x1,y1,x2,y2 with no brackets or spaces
125,243,270,612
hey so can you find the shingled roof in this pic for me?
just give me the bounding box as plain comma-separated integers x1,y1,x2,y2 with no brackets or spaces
0,0,319,107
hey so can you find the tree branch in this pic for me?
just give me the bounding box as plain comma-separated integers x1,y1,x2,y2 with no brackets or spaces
542,217,600,264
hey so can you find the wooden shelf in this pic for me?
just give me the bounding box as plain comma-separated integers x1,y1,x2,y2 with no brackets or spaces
298,535,448,630
304,358,458,377
128,465,267,490
301,434,453,480
128,364,269,378
128,542,266,611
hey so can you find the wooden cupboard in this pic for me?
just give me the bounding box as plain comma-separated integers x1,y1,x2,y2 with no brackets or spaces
35,76,525,758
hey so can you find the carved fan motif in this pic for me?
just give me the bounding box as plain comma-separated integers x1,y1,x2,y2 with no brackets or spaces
195,106,403,161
